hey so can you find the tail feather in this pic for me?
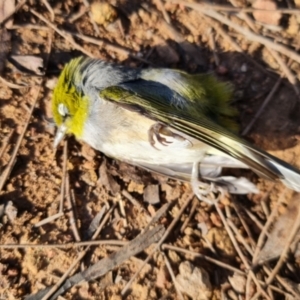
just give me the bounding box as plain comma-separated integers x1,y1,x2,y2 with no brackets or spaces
268,159,300,191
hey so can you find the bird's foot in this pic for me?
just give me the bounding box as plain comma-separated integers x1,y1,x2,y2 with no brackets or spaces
191,160,224,205
148,122,188,150
191,180,222,205
148,123,171,149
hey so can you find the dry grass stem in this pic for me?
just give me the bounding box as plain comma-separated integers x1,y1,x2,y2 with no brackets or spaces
163,252,185,300
174,1,300,64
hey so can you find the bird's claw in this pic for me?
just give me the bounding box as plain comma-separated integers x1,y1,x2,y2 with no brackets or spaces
191,160,224,205
192,180,222,205
148,122,189,150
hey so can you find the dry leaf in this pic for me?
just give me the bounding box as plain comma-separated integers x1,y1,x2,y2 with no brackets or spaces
10,55,44,75
256,195,300,263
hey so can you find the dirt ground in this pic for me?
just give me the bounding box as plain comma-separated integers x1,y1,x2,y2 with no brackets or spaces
0,0,300,299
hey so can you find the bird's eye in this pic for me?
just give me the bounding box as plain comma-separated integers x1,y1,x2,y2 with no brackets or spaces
58,103,69,117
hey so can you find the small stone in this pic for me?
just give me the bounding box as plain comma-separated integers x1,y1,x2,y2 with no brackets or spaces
81,170,98,186
168,250,181,264
5,201,18,223
143,184,160,204
198,222,209,235
228,273,246,294
90,1,118,26
240,63,247,72
176,261,212,300
183,235,194,245
206,227,235,258
216,65,228,75
183,227,193,236
81,143,97,161
252,0,281,26
128,181,144,194
98,159,120,194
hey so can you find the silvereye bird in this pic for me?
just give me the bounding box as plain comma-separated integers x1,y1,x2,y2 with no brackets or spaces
52,57,300,200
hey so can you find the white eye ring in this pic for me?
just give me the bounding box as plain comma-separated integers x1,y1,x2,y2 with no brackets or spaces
58,103,69,117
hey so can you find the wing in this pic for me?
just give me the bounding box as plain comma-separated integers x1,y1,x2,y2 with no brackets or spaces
99,80,300,191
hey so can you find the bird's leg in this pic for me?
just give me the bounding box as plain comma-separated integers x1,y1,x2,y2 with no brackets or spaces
191,160,221,205
148,122,189,149
148,123,172,149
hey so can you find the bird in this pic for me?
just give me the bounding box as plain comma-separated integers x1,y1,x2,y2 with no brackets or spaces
51,56,300,202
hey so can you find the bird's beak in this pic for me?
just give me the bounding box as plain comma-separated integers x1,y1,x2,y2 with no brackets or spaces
53,123,67,148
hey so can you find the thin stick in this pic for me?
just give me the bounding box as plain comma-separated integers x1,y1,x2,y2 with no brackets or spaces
208,28,220,66
0,85,41,192
72,32,154,65
202,16,273,76
35,141,68,227
10,24,50,30
172,1,300,64
262,265,300,298
122,190,150,217
231,200,256,247
162,244,244,274
59,141,68,213
29,9,95,58
154,0,171,24
66,173,81,242
0,0,27,26
227,219,253,255
0,240,127,249
0,130,14,162
252,194,281,264
0,76,27,89
143,202,172,232
244,207,264,230
41,0,55,22
246,274,253,300
264,196,300,286
169,1,300,14
163,252,184,300
34,212,64,227
180,198,198,233
227,0,297,89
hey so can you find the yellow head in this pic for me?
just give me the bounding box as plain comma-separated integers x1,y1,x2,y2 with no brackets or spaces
52,57,89,146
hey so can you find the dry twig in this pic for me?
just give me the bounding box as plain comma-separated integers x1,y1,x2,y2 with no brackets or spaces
29,9,94,57
163,252,184,300
0,85,41,192
172,1,300,64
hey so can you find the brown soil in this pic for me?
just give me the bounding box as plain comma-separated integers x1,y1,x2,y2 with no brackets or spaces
0,1,300,299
